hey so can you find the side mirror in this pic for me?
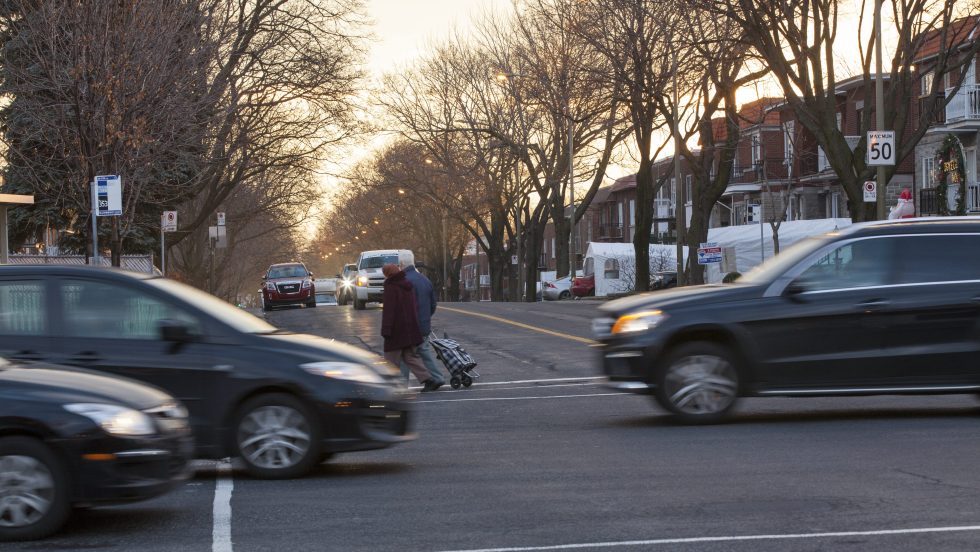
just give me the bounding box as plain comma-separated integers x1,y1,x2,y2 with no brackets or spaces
158,319,193,343
308,272,314,277
261,275,267,281
335,273,341,278
415,261,427,269
784,280,808,301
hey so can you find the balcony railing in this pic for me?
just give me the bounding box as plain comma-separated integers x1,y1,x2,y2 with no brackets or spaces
598,223,623,239
969,184,980,212
945,84,980,123
920,188,939,215
920,185,980,214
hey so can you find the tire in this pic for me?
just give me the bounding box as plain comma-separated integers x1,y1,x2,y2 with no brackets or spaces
235,393,320,479
353,298,366,310
336,293,347,306
654,341,740,424
558,290,571,300
305,300,316,308
0,437,71,542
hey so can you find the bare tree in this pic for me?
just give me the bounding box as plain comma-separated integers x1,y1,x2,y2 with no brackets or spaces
720,0,980,221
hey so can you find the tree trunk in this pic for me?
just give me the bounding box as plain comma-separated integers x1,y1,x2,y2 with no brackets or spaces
553,215,570,280
110,217,121,267
633,158,654,292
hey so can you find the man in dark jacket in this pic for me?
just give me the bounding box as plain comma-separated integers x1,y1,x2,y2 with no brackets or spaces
401,252,446,388
380,264,437,390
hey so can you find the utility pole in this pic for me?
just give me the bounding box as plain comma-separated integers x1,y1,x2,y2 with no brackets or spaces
442,216,448,302
672,48,686,285
567,110,575,281
90,181,99,266
874,0,887,220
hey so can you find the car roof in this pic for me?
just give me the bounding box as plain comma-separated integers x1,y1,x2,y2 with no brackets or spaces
840,216,980,238
269,262,305,268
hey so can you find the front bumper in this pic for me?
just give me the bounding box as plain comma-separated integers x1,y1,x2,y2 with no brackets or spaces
313,386,417,453
264,288,313,305
355,286,384,303
597,330,665,394
67,431,194,505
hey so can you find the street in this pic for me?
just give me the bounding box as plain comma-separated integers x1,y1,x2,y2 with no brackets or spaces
7,301,980,552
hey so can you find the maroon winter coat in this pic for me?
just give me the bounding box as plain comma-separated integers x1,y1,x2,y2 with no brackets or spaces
381,270,424,352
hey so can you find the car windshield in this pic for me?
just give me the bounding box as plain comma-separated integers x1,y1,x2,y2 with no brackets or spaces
267,265,308,279
359,255,398,269
144,278,280,334
738,235,836,285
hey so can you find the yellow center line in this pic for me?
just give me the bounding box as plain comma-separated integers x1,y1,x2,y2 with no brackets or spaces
440,306,598,345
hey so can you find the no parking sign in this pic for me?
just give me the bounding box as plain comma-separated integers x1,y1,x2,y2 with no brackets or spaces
863,181,876,203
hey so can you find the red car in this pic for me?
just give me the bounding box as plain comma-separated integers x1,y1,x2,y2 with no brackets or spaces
570,274,595,297
262,262,316,311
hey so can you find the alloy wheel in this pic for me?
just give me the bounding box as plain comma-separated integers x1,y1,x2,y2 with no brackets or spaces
0,455,54,529
663,354,738,415
237,405,312,470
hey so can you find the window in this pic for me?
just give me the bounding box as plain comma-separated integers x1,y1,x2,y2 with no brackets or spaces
584,257,595,277
670,178,676,204
794,239,896,291
629,200,635,226
61,280,201,340
894,235,980,284
921,156,936,189
750,133,761,165
603,258,620,280
0,281,45,336
551,238,555,259
921,70,935,97
685,175,693,202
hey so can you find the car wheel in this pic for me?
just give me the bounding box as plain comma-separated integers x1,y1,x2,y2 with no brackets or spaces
353,298,366,310
654,341,739,424
559,290,571,300
235,393,320,479
0,437,71,542
305,300,316,308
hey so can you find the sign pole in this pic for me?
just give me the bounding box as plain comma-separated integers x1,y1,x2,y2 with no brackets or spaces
90,181,99,266
161,226,166,276
874,0,886,220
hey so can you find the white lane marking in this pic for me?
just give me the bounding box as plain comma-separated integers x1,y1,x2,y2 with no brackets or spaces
466,383,600,392
419,393,629,403
410,376,604,390
433,524,980,552
212,459,234,552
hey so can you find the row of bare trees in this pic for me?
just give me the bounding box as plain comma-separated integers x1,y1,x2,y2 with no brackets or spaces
0,0,365,298
321,0,975,295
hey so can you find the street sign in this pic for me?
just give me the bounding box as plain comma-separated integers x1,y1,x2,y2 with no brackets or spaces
866,130,895,166
511,255,518,265
747,204,762,224
697,242,723,265
162,211,177,232
217,212,226,226
863,181,877,203
95,175,122,216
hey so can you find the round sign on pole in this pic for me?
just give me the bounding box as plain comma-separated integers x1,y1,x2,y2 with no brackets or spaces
863,181,877,203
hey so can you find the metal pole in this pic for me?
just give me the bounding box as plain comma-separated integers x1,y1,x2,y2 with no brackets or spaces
568,113,575,280
442,216,448,301
161,227,166,276
759,208,765,262
874,0,887,220
673,48,686,285
90,181,99,266
0,206,8,264
208,237,215,294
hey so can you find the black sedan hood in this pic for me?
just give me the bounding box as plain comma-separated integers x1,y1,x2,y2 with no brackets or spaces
252,333,400,377
0,362,173,410
598,283,764,316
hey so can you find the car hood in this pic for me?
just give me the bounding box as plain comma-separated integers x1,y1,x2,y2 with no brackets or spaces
253,333,399,377
598,283,764,316
267,276,308,283
0,363,173,410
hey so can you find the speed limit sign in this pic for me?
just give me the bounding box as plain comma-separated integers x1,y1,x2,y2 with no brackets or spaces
867,131,895,166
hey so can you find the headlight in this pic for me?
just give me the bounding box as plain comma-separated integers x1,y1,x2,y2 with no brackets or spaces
611,309,667,335
64,403,156,436
265,282,276,291
356,276,368,287
302,280,312,289
342,278,352,287
300,361,385,384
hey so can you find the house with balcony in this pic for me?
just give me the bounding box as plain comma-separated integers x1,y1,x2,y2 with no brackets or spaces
914,15,980,215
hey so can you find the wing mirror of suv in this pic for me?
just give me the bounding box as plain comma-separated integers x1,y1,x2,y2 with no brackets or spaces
335,273,341,278
784,280,809,301
159,319,193,343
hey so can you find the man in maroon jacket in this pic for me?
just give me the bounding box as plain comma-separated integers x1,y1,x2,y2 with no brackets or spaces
381,264,442,391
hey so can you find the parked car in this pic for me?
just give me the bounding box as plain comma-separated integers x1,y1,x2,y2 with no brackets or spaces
0,266,416,478
570,274,595,297
262,262,316,311
314,278,337,306
335,263,358,306
0,358,191,540
543,272,583,300
651,271,677,290
594,217,980,424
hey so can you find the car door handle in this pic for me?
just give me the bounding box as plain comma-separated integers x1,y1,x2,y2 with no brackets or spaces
857,299,890,311
69,352,101,364
9,350,44,361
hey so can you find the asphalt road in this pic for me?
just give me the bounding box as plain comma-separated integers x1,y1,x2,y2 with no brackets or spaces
11,299,980,551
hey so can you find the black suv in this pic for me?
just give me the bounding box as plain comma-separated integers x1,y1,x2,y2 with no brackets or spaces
595,217,980,423
0,266,415,478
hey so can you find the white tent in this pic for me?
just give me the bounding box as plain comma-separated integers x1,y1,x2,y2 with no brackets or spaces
702,218,852,283
584,242,688,297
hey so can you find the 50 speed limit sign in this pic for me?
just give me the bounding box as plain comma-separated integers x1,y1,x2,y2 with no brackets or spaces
866,130,895,166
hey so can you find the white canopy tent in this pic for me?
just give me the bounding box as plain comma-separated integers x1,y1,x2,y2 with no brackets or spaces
583,242,688,297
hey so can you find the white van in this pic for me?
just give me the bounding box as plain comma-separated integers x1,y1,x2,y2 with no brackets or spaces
352,249,413,310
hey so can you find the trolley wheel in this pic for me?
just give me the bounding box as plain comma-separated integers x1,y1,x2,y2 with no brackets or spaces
461,374,473,387
450,376,462,390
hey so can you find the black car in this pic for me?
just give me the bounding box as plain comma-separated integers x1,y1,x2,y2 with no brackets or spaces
651,271,677,290
335,263,357,306
594,217,980,423
0,359,191,540
0,266,415,479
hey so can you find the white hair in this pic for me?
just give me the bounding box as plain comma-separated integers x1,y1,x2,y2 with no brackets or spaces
399,250,415,268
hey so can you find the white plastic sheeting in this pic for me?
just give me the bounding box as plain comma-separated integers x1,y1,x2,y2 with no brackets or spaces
584,242,689,297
